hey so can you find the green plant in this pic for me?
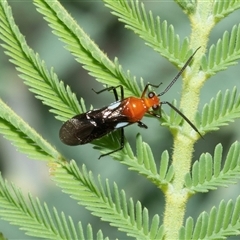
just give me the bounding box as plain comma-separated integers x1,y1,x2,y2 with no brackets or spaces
0,0,240,239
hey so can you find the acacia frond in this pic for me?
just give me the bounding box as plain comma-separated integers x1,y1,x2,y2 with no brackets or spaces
0,98,61,161
103,0,192,67
94,133,173,188
53,161,165,239
0,0,139,161
197,87,240,133
185,142,240,193
201,24,240,77
180,197,240,239
0,0,83,122
213,1,240,22
0,173,108,240
33,0,142,98
135,134,174,186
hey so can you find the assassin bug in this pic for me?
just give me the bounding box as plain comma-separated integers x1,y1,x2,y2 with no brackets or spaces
59,48,201,159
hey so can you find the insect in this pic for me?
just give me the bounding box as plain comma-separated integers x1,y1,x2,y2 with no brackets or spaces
59,48,201,159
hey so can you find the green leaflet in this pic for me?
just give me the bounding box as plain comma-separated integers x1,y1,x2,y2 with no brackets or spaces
185,142,240,193
0,0,83,122
34,0,142,98
0,173,108,240
180,197,240,239
0,98,61,161
103,0,192,66
213,1,240,22
198,87,240,133
94,133,173,187
53,161,165,239
201,24,240,77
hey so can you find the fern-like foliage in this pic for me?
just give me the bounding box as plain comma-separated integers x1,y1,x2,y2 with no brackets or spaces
0,0,177,164
0,98,61,161
180,197,240,239
0,0,240,239
185,142,240,193
0,90,171,238
0,90,172,189
198,87,240,133
0,0,83,122
0,96,169,238
134,134,174,185
103,0,193,67
201,24,240,77
0,173,108,240
33,0,141,98
94,133,174,187
0,0,136,164
213,1,240,22
0,94,170,238
53,161,165,239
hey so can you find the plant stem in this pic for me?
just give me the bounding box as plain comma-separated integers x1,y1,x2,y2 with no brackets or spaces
163,3,216,238
163,134,194,239
163,43,205,240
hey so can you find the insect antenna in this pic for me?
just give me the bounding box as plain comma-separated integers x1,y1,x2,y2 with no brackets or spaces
161,101,203,138
158,47,200,97
158,47,202,138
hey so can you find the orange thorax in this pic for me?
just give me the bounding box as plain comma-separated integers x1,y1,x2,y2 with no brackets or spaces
121,96,160,122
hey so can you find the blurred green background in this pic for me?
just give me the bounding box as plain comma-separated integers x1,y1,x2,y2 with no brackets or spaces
0,1,240,239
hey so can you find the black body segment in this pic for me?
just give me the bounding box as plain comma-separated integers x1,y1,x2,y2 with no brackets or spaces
59,105,130,145
59,85,130,158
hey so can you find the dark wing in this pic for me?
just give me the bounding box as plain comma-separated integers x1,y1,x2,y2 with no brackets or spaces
59,113,96,145
59,103,132,146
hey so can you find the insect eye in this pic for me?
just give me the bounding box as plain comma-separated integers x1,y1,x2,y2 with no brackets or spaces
152,104,159,110
148,92,155,98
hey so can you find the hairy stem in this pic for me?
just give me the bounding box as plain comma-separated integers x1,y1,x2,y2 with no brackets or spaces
163,2,215,239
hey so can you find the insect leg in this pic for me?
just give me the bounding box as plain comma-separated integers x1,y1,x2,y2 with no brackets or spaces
141,82,163,98
92,85,124,101
137,121,148,129
147,111,161,118
98,128,125,159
